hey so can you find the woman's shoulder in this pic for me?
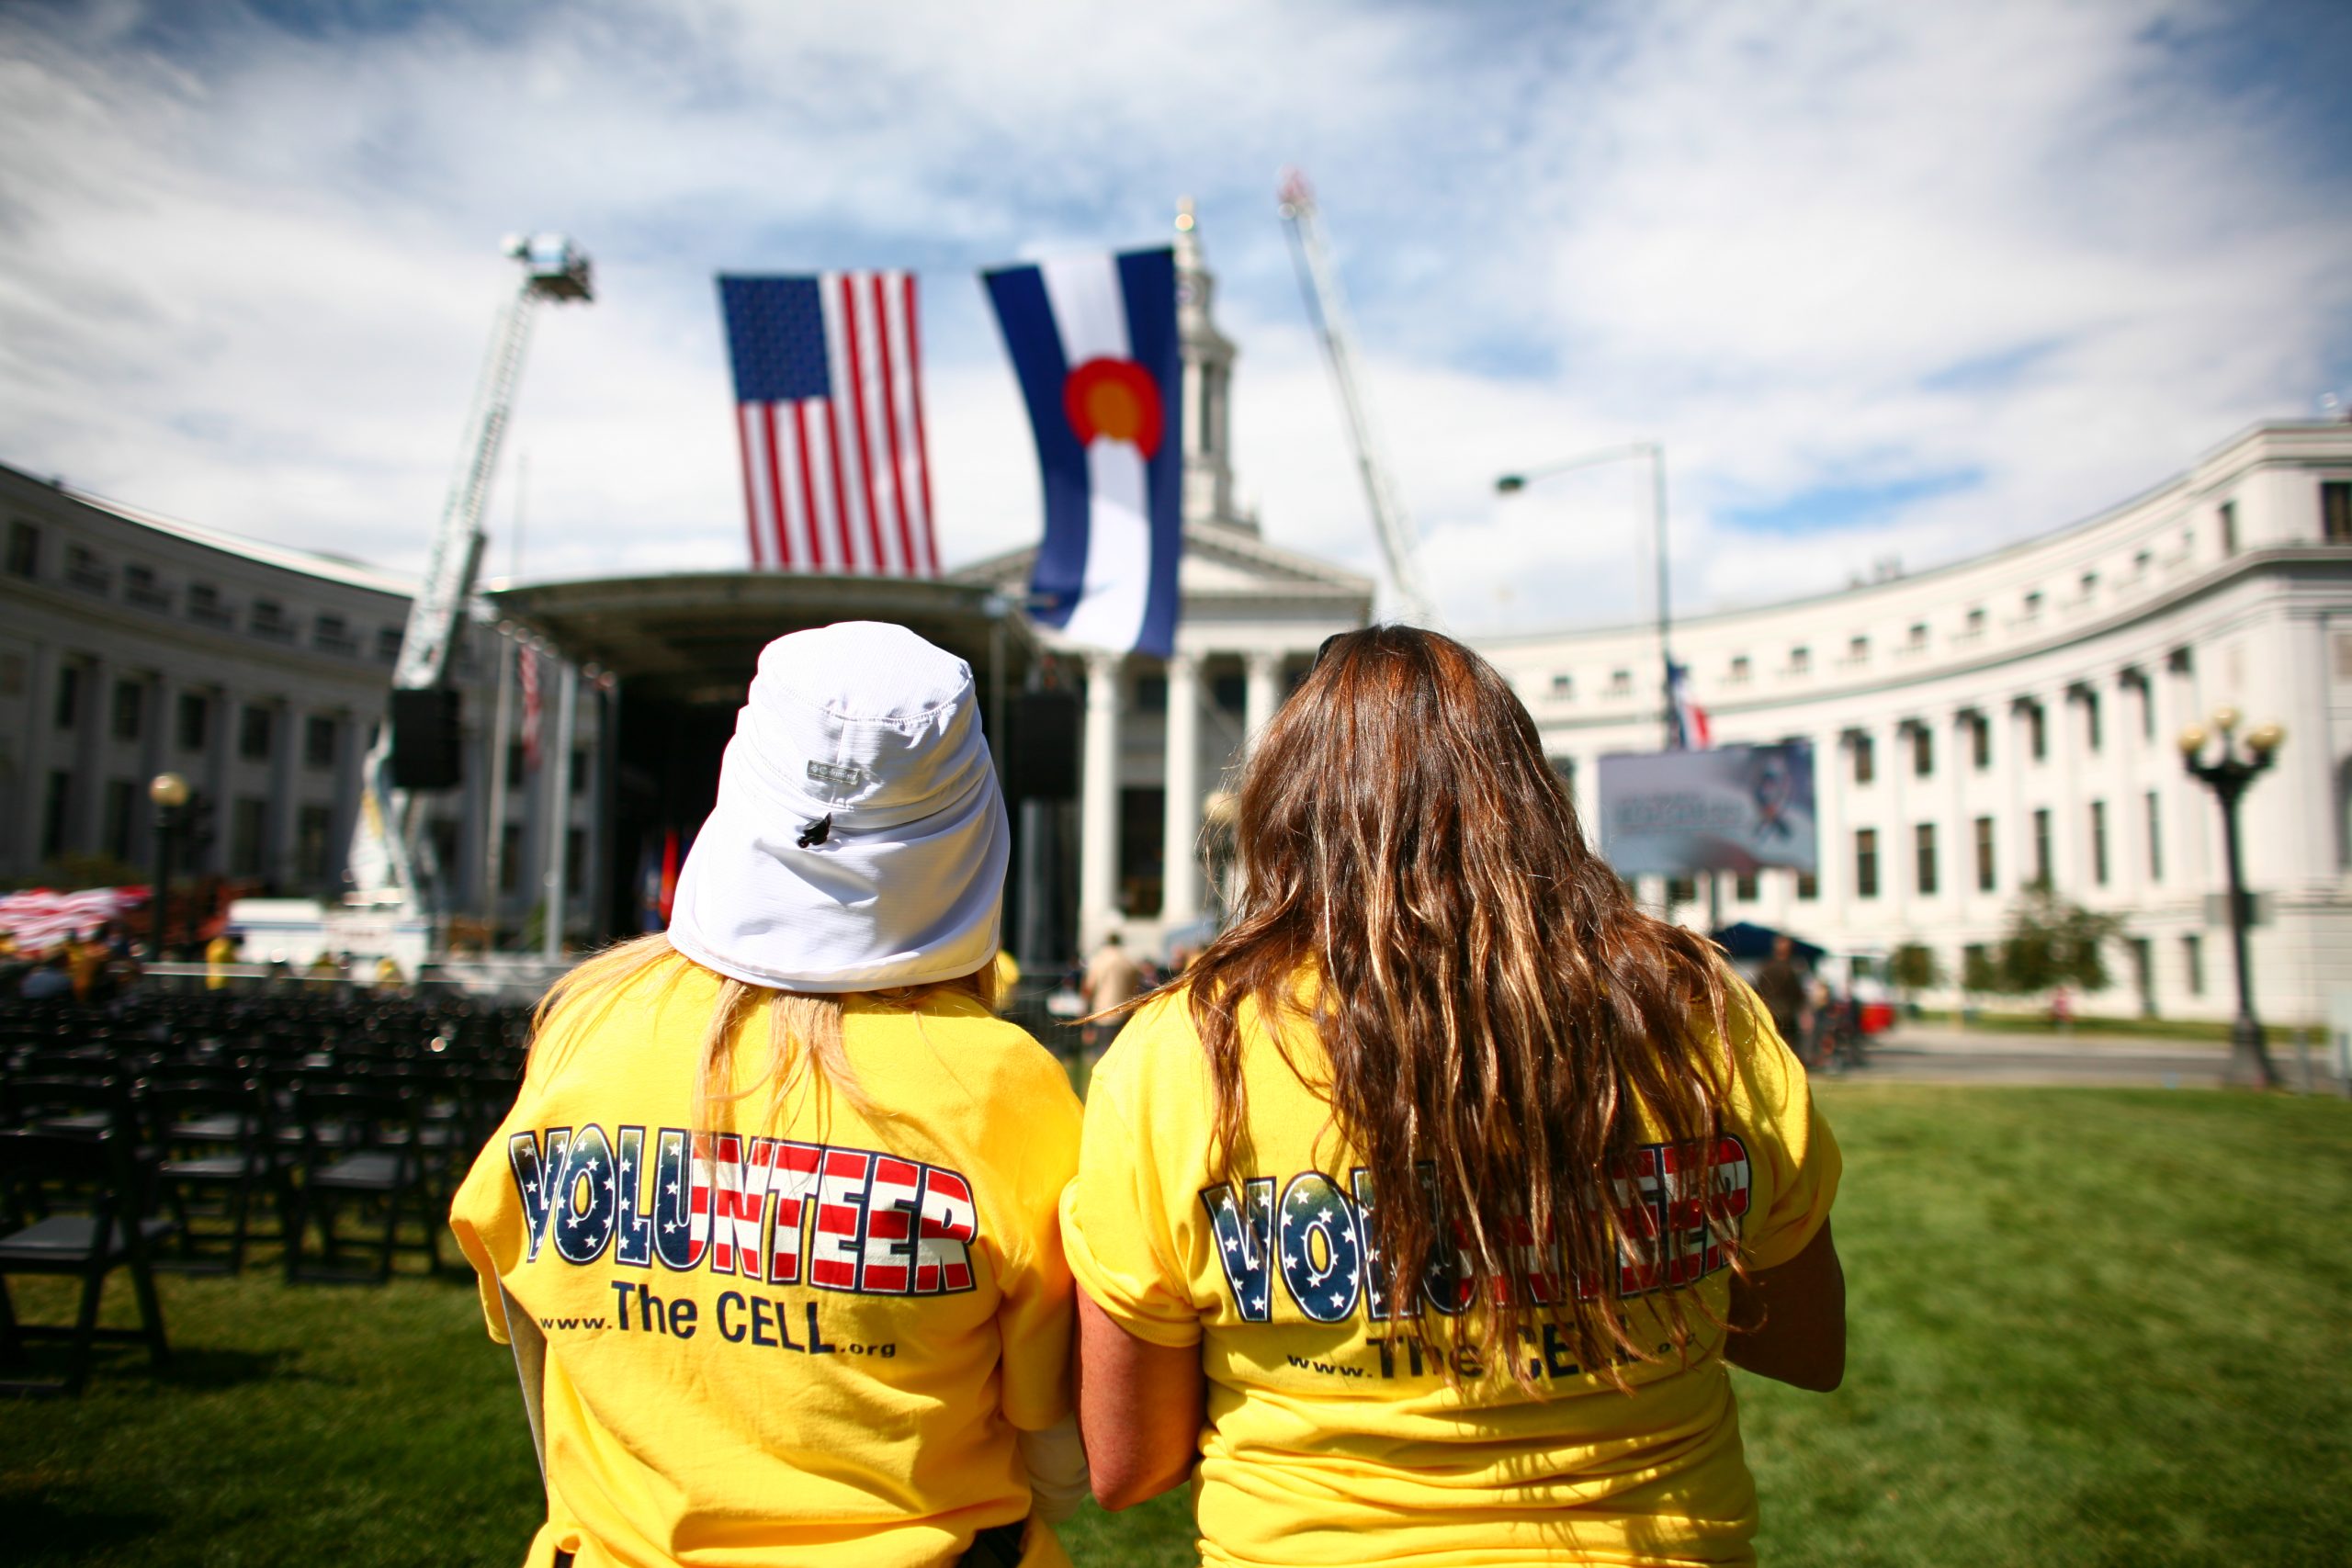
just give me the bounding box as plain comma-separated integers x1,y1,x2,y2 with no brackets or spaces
854,989,1077,1100
1096,985,1209,1073
1708,971,1810,1127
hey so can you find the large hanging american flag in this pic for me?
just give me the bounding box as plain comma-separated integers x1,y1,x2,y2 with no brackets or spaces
716,273,939,576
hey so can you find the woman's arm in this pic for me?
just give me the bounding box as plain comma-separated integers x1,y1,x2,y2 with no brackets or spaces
1725,1217,1845,1392
1073,1288,1205,1510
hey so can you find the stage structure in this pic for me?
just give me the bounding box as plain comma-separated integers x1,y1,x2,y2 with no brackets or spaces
487,572,1038,946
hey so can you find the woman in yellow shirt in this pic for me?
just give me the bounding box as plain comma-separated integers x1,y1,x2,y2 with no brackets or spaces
453,623,1084,1568
1062,626,1845,1567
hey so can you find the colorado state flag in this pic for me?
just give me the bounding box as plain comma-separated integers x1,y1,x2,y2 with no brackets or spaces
982,248,1182,659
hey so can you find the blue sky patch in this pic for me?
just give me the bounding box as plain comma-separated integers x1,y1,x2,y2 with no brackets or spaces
1724,468,1986,536
1920,341,2066,396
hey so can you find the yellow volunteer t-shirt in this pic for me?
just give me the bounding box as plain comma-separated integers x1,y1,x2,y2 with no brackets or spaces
1060,980,1839,1568
451,961,1082,1568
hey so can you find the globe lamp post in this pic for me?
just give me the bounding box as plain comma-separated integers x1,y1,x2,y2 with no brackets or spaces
148,772,190,964
2177,710,2284,1089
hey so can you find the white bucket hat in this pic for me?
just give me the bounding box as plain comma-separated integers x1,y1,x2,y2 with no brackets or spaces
666,622,1008,993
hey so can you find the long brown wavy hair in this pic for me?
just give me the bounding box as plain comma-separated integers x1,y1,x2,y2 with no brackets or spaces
1181,626,1740,1390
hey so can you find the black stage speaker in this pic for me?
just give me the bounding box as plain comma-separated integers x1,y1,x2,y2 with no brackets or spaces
1009,690,1080,800
388,687,463,790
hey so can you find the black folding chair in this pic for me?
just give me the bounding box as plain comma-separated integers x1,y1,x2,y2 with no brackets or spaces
283,1082,441,1284
143,1077,285,1275
0,1129,173,1396
2,1071,140,1143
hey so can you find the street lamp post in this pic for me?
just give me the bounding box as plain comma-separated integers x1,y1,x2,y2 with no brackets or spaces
2177,708,2285,1089
148,772,190,964
1498,442,1674,750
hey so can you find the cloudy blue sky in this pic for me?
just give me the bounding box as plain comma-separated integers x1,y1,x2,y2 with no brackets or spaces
3,0,2348,631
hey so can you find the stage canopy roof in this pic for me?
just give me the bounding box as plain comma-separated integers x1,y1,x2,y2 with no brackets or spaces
484,571,1038,708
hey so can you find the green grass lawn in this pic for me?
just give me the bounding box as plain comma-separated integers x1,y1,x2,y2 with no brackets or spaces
5,1086,2347,1565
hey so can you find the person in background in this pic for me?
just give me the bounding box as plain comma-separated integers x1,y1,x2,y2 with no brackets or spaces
1079,930,1145,1055
992,947,1023,1014
1754,933,1809,1055
20,948,74,1000
64,929,105,1004
1062,626,1843,1568
205,931,239,992
452,623,1085,1568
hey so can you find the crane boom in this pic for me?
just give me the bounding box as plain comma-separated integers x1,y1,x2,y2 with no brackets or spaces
1277,170,1439,626
345,233,593,916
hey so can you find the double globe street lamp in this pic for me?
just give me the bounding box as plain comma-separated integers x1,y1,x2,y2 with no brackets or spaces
2176,708,2285,1089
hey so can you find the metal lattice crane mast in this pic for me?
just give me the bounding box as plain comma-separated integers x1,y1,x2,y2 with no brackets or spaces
1277,170,1439,626
345,233,593,916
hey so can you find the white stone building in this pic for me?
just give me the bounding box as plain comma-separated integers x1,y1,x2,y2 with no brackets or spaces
1481,422,2352,1025
0,463,605,940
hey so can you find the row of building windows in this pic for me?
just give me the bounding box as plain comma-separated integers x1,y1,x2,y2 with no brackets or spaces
43,777,591,897
1846,688,2148,783
46,666,594,795
38,766,341,882
1847,795,2161,898
1659,795,2165,909
6,517,405,665
1536,485,2352,704
48,665,350,770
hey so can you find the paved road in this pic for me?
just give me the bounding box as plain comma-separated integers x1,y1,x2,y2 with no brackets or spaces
1816,1026,2348,1090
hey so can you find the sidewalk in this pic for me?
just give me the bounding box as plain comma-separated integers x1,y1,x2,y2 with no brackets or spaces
1834,1025,2348,1090
1884,1024,2225,1057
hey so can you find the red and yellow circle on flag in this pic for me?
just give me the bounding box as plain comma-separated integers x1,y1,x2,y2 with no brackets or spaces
1061,357,1164,458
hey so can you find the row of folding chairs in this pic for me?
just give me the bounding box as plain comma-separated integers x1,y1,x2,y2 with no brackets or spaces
0,1013,528,1394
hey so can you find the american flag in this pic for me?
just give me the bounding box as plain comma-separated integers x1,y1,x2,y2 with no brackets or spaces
1667,659,1712,750
717,273,939,576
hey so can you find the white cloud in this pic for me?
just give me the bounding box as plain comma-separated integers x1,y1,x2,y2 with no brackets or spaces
0,0,2344,634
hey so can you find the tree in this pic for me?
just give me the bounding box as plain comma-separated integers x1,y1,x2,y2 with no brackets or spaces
1961,943,2001,997
1990,883,2122,997
1888,942,1946,1000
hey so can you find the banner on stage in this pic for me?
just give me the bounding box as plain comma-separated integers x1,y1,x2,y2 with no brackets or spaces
1596,742,1817,876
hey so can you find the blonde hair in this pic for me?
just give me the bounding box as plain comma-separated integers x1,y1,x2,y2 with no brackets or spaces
528,932,997,1134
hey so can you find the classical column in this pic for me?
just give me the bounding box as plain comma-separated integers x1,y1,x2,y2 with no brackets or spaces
481,630,515,934
68,655,103,855
541,658,580,959
1161,651,1203,926
265,696,295,886
17,643,56,873
133,671,165,865
197,686,229,877
1080,651,1123,946
1243,650,1283,746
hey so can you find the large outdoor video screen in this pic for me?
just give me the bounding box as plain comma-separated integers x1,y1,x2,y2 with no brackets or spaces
1596,742,1818,876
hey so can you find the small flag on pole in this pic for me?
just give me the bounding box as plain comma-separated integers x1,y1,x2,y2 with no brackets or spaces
1667,659,1711,750
982,247,1182,658
716,273,938,576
